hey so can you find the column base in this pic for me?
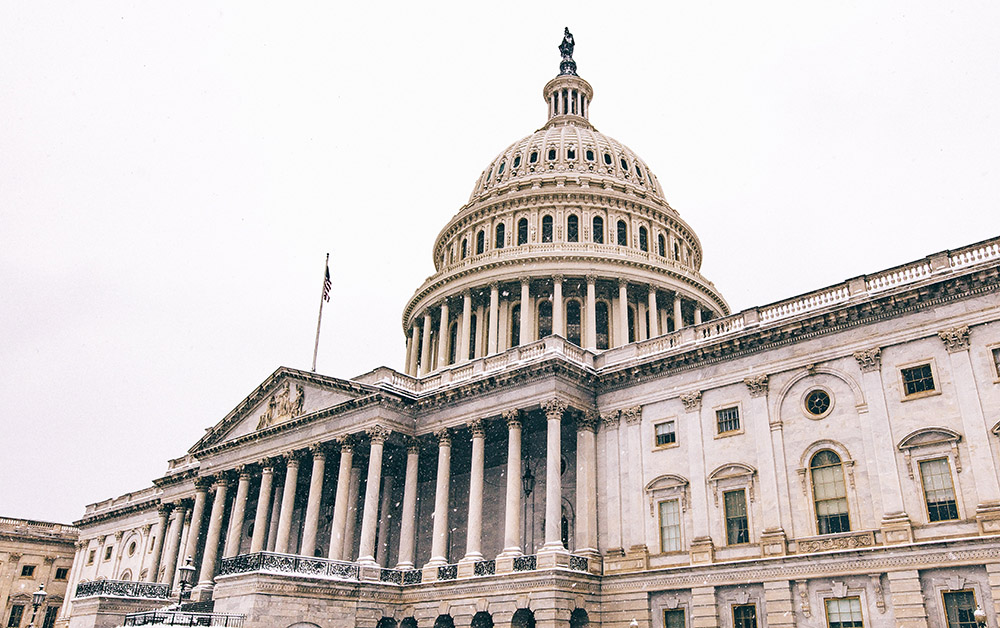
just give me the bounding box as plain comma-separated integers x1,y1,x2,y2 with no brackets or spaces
690,536,715,564
880,512,914,545
976,502,1000,535
358,565,381,581
536,549,570,570
497,547,523,559
394,561,415,570
458,552,483,563
191,584,214,603
355,555,378,568
761,528,788,557
495,556,515,574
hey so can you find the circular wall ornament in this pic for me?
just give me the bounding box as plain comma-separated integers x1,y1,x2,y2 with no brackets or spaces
802,387,834,419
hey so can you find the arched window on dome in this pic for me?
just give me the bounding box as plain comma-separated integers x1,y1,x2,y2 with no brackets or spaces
811,450,850,534
537,300,553,338
541,215,553,243
595,301,610,350
510,304,521,347
566,300,582,346
592,216,604,244
448,321,458,365
461,239,468,260
639,226,648,252
657,233,666,257
468,313,478,360
495,223,506,249
567,215,579,242
476,230,485,255
617,220,628,247
517,218,528,246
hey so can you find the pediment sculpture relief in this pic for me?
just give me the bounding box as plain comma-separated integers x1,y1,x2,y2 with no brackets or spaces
256,381,306,430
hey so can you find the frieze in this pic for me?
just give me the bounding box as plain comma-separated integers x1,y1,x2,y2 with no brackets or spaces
796,530,875,553
938,325,971,352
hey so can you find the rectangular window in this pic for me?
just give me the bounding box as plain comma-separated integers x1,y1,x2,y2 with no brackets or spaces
54,568,69,580
901,364,935,396
42,607,58,628
664,609,685,628
943,590,978,628
20,565,35,578
717,407,740,434
87,550,95,565
655,421,677,446
825,598,863,628
104,546,113,561
733,605,758,628
724,489,750,545
920,458,959,521
659,499,681,552
992,347,1000,378
7,605,23,628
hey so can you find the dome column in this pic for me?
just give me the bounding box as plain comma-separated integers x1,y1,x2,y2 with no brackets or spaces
694,304,703,325
673,293,684,330
420,312,433,375
648,286,660,338
459,291,472,363
519,278,531,345
616,279,629,347
585,275,597,350
406,327,419,376
437,300,450,370
552,275,564,338
488,282,500,354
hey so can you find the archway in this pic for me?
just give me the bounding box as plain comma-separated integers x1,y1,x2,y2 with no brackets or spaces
570,609,589,628
401,618,418,628
472,612,494,628
377,618,398,628
512,609,536,628
434,616,455,628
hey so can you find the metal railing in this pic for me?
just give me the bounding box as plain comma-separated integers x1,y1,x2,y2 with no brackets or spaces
218,552,359,581
123,611,245,627
75,580,170,600
512,555,537,572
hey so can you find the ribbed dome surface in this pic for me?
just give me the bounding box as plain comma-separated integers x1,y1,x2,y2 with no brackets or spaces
469,124,666,203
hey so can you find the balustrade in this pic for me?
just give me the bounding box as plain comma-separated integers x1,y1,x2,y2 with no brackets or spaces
75,580,170,600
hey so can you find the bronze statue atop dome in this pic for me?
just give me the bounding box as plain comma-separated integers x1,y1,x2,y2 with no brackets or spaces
559,27,577,76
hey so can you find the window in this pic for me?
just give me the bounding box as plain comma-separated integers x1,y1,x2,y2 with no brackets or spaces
592,216,604,243
992,347,1000,378
733,605,757,628
55,568,69,580
7,605,24,628
627,306,636,343
513,155,521,168
498,161,505,175
603,152,613,165
724,489,749,545
673,242,680,260
658,499,681,552
510,304,521,347
639,226,648,252
128,540,137,556
663,609,685,628
547,148,557,161
636,165,644,179
87,550,95,565
567,214,579,242
655,421,676,446
943,591,978,628
811,451,850,534
716,406,740,434
495,223,505,249
567,148,576,160
825,598,863,628
529,150,538,164
920,458,959,521
476,230,485,255
596,301,610,350
517,218,528,245
585,149,595,161
901,363,935,397
541,215,553,242
658,234,666,257
620,157,629,171
20,565,35,578
566,300,582,346
617,220,628,246
805,389,832,417
538,301,553,338
461,239,468,259
42,607,58,628
468,314,477,360
448,321,458,364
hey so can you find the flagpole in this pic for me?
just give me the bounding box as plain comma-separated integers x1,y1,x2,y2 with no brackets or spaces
311,253,329,372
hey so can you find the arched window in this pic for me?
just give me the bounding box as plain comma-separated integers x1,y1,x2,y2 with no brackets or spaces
811,450,850,534
472,613,494,628
617,220,628,246
673,242,680,260
495,223,505,249
538,301,553,338
476,230,485,255
435,616,456,628
639,226,648,252
541,215,553,242
596,301,610,350
510,304,521,347
567,214,579,242
511,610,536,628
468,314,478,360
657,233,666,257
448,321,458,365
461,239,468,259
566,300,582,346
517,218,528,245
627,305,636,343
592,216,604,243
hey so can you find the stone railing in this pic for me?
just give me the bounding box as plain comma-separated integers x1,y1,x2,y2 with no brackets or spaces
75,580,170,600
950,239,1000,270
123,611,245,627
218,552,359,581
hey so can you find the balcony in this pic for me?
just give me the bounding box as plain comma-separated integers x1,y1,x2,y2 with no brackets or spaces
75,580,171,600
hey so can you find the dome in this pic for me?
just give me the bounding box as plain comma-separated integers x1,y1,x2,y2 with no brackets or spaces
399,31,729,377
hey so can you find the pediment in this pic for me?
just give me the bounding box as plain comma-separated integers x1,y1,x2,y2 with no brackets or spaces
897,427,962,451
708,463,756,482
191,366,378,452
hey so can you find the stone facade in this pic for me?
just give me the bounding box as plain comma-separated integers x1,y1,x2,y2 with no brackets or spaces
0,517,77,628
64,34,1000,628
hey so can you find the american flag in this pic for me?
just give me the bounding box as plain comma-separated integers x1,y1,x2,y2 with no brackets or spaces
322,264,332,302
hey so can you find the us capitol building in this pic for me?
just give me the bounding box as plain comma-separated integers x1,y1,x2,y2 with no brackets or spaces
61,32,1000,628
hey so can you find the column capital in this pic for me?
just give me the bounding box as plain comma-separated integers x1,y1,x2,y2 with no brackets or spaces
853,347,882,372
173,498,192,510
503,408,522,429
157,503,174,517
281,450,305,467
519,275,531,286
621,406,642,424
680,391,702,412
403,435,421,454
578,411,600,433
234,464,253,480
74,540,87,550
461,289,472,298
309,442,329,459
617,277,628,288
436,428,453,447
367,424,391,444
600,410,620,429
194,476,214,491
648,283,658,292
213,473,231,488
489,281,500,290
468,418,487,438
553,274,564,283
336,434,357,454
938,325,971,352
543,398,568,420
114,530,124,541
744,374,769,397
585,274,597,284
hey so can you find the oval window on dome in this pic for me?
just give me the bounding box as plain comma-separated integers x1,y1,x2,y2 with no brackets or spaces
567,148,576,160
486,168,493,182
603,152,612,165
513,155,521,168
547,148,557,161
585,149,595,161
635,165,644,179
498,161,505,175
620,157,628,171
529,151,538,164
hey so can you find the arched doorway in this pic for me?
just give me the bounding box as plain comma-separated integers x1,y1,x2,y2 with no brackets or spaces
512,609,536,628
377,619,398,628
472,612,494,628
434,616,455,628
401,618,418,628
570,609,589,628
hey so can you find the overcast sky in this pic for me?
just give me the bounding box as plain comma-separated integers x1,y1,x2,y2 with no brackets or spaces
2,2,997,524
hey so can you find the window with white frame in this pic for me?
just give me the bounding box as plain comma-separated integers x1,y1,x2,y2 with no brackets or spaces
920,458,959,521
825,598,864,628
991,347,1000,379
724,489,749,545
658,499,681,552
811,450,851,534
716,406,740,434
901,363,936,398
655,421,676,447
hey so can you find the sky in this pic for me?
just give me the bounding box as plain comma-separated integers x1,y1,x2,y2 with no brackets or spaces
1,2,997,524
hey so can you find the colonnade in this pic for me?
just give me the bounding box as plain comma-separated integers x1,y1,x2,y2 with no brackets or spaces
144,400,597,593
405,276,713,376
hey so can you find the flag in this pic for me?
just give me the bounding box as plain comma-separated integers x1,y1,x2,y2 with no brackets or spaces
322,264,332,302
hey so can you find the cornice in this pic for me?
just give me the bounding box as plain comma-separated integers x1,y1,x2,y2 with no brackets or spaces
74,498,160,528
152,468,197,488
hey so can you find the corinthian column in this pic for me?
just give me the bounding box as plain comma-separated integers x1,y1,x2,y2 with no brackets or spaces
420,312,433,375
647,286,660,337
300,444,328,557
616,279,629,347
459,291,472,363
437,300,450,369
183,478,212,571
576,412,599,555
500,410,523,557
223,467,252,558
673,293,683,330
462,419,486,562
585,275,597,349
274,451,302,554
146,504,172,582
541,399,568,553
407,326,420,376
552,275,564,337
328,437,354,560
519,278,531,345
250,459,276,553
159,501,188,584
357,425,390,566
488,282,500,355
396,438,421,569
427,429,453,567
196,474,230,592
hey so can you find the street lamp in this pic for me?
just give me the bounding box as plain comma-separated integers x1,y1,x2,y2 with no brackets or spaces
522,464,535,497
29,584,47,627
176,556,196,607
974,605,987,628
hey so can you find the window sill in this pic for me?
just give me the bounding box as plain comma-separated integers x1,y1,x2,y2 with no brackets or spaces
654,442,679,451
715,429,744,439
901,389,941,402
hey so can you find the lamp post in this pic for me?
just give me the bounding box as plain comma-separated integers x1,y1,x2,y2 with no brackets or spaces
974,605,987,628
176,556,196,608
29,584,47,627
